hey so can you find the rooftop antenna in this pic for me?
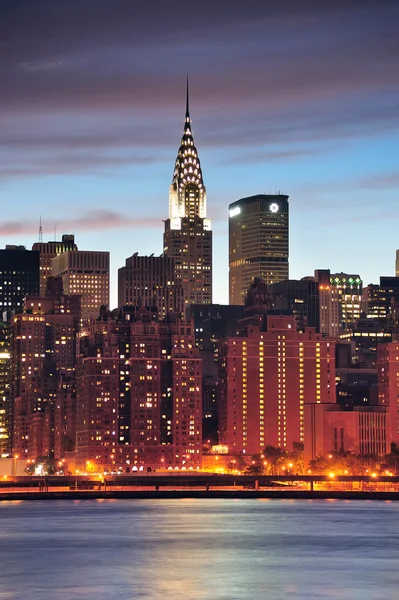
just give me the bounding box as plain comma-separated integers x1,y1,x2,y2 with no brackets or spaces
38,216,43,243
186,74,189,118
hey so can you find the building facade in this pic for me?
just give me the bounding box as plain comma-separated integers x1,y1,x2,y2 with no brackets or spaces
229,194,289,305
0,319,12,457
163,83,212,306
363,277,399,333
32,234,78,296
377,342,399,445
218,315,335,455
118,253,184,318
75,354,120,469
12,281,79,459
52,250,109,324
330,273,362,332
269,278,320,332
73,311,202,471
304,403,390,465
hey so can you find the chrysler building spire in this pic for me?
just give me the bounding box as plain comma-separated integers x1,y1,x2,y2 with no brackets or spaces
164,81,212,306
169,80,206,221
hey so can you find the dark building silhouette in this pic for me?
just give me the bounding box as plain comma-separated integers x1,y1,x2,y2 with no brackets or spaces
186,303,246,442
363,277,399,332
0,246,40,313
269,278,320,332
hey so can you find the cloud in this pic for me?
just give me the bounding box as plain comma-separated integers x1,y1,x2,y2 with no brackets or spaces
358,171,399,189
0,152,164,180
0,1,397,116
0,210,162,236
219,146,336,166
18,61,62,72
0,0,397,184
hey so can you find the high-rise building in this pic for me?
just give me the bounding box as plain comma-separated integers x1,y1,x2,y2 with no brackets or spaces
12,313,47,457
363,277,399,332
0,319,12,457
330,273,362,332
163,82,212,306
54,375,76,460
311,271,362,336
377,342,399,445
218,315,335,455
74,310,202,471
75,353,120,469
229,194,289,305
186,303,246,443
118,253,184,318
314,269,339,337
0,246,40,313
52,250,109,324
32,234,78,296
339,316,391,369
12,280,79,458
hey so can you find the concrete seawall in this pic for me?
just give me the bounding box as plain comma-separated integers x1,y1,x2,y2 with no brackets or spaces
1,489,399,501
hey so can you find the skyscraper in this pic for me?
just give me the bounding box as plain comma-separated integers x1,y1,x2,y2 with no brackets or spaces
229,194,289,305
118,253,184,318
163,81,212,306
52,250,109,324
33,234,78,295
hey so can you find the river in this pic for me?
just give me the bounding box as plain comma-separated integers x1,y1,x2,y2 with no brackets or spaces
0,499,398,599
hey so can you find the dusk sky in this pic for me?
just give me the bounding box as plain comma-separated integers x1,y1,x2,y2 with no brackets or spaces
1,0,398,307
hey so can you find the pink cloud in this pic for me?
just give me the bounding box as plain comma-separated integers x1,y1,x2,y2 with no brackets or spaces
0,210,162,236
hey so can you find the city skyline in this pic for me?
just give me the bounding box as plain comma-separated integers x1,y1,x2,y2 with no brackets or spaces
1,1,399,309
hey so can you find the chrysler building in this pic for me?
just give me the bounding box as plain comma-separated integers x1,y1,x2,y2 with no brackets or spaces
163,81,212,306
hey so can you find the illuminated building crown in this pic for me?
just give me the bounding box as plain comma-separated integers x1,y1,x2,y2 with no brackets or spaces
169,78,207,221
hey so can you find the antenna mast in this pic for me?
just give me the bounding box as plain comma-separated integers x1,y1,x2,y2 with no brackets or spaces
39,216,43,243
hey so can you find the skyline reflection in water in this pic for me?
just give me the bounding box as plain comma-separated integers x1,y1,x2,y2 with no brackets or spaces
0,499,398,599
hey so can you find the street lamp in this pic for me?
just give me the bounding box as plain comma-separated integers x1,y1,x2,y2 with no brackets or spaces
12,454,19,477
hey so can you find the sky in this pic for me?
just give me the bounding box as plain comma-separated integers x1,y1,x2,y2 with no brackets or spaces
1,0,398,308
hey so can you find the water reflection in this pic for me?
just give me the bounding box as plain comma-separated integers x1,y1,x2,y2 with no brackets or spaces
0,499,398,599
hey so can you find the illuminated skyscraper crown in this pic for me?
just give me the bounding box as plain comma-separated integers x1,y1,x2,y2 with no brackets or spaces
169,79,207,220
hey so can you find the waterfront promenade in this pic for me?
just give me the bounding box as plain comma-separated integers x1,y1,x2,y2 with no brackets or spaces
1,474,399,501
